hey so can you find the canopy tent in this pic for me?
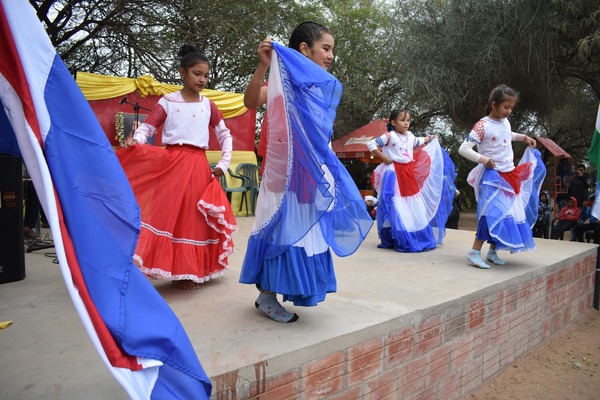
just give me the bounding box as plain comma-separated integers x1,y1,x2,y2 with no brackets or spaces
332,118,387,163
76,72,256,151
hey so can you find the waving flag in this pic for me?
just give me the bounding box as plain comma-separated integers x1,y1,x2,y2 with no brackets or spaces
589,104,600,220
0,1,211,398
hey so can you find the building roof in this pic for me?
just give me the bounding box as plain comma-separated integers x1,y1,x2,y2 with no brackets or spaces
536,136,571,158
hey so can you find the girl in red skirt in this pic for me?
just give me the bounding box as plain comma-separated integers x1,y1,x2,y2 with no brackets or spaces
117,44,237,289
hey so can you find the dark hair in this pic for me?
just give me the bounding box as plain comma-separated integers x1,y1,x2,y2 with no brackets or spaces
288,21,333,51
486,84,519,114
178,44,209,70
386,109,411,132
576,164,586,170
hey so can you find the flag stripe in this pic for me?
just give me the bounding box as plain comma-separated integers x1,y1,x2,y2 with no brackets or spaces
0,6,41,143
0,1,211,398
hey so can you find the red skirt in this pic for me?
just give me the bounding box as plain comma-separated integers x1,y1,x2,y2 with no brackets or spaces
117,144,237,283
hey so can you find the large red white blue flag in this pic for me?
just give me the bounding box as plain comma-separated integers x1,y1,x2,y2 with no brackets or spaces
0,1,211,398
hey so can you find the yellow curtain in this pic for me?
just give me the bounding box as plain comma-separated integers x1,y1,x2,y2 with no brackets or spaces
76,72,247,118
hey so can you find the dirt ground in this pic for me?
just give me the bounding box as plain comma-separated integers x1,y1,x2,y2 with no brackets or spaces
458,213,600,399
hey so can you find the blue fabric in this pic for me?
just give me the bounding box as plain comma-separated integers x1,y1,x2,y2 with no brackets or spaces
239,43,372,306
0,2,211,396
475,148,545,253
375,146,456,253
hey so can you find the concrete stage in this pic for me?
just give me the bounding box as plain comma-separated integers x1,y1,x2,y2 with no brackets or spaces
0,216,597,400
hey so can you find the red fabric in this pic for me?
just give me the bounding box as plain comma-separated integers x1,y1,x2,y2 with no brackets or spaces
117,144,236,281
208,99,225,127
393,147,431,197
143,103,166,128
498,162,532,195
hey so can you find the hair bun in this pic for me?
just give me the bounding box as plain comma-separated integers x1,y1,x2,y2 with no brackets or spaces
178,44,199,59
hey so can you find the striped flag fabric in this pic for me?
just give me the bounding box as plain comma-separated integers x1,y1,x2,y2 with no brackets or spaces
589,103,600,220
0,1,211,398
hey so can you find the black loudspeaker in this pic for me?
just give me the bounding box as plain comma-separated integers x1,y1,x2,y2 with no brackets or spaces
0,155,25,283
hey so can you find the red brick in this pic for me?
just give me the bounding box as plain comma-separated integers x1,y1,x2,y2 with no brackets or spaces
301,352,344,376
319,385,362,400
426,361,450,386
249,381,298,400
417,335,442,354
408,385,437,400
301,375,344,399
347,346,383,387
419,314,442,331
384,342,414,367
300,353,345,398
363,382,397,400
387,326,416,343
249,370,298,398
398,374,427,397
364,368,398,396
467,300,486,330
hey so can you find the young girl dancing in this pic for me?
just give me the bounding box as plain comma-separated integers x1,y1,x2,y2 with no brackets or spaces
239,22,373,323
118,44,237,289
367,109,456,252
458,84,545,269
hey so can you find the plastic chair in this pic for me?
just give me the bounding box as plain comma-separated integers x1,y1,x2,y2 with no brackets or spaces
211,164,249,216
236,163,261,215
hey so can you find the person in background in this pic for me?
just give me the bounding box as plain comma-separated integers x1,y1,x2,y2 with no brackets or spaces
568,164,591,213
364,195,377,220
458,84,544,269
445,189,462,230
118,44,236,290
574,195,600,243
551,196,580,240
533,190,552,239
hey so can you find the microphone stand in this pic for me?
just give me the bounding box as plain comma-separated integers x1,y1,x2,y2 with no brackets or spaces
119,98,152,127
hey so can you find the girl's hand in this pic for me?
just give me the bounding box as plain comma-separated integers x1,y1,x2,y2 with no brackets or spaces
485,158,496,169
258,37,272,67
212,167,224,177
426,134,436,143
383,156,393,165
125,137,138,147
524,136,536,148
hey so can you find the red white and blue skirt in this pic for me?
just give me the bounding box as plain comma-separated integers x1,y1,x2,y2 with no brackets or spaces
468,147,545,252
117,144,237,283
371,139,456,252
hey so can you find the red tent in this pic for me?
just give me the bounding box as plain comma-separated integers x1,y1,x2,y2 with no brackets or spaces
332,119,387,162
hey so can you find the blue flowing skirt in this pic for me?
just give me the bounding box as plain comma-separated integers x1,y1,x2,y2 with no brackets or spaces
468,148,546,252
239,43,373,306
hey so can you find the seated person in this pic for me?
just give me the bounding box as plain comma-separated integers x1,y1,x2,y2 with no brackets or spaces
551,196,581,240
574,195,600,244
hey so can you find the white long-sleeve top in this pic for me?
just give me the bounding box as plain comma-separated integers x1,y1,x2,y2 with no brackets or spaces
458,116,522,173
366,130,426,163
133,91,233,172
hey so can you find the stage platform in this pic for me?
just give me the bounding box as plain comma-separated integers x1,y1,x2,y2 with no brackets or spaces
0,216,597,400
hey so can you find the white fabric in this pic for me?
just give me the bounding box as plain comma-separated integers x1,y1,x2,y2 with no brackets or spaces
373,138,445,232
460,116,515,172
133,91,232,172
367,130,425,163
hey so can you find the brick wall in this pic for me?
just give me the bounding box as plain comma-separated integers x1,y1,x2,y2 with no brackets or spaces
211,250,597,400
